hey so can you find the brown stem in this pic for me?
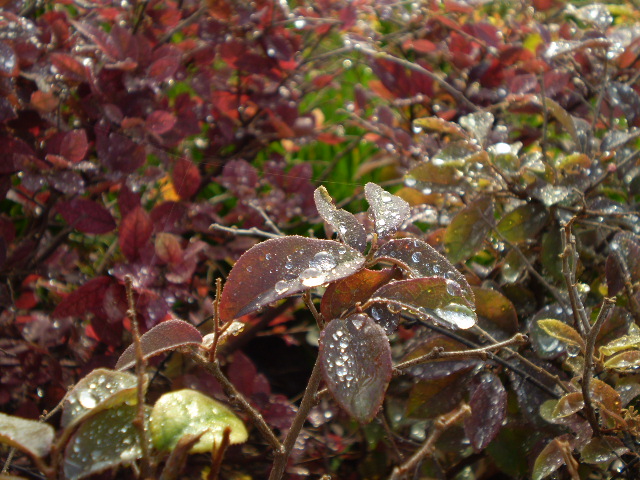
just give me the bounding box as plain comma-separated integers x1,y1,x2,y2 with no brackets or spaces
389,404,471,480
303,290,324,330
582,298,615,437
208,427,231,480
561,222,591,336
210,223,282,239
125,275,152,477
268,358,323,480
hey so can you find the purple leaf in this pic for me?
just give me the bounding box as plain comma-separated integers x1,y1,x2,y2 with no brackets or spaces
464,372,507,451
314,186,367,252
116,319,203,370
219,236,365,322
58,198,116,234
119,206,153,261
53,276,111,319
364,183,410,238
319,314,392,423
146,110,176,135
60,129,88,163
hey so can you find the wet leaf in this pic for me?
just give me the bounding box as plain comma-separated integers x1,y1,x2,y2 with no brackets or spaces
404,161,463,194
604,350,640,373
590,378,622,415
570,3,612,30
529,305,572,358
537,319,585,352
532,435,572,480
58,198,116,234
464,372,507,451
459,111,494,145
53,276,111,319
172,158,201,200
412,116,467,138
150,389,247,452
119,206,153,261
60,130,89,163
472,286,518,336
496,203,549,244
63,405,149,480
314,186,367,252
541,229,563,282
319,314,392,423
580,436,629,464
433,141,483,168
541,97,580,148
551,392,584,419
444,197,493,263
145,110,176,135
600,330,640,356
320,268,395,321
402,335,480,381
407,370,470,418
116,319,203,370
61,368,138,429
0,412,54,460
219,236,365,322
607,82,640,124
364,183,410,238
374,238,474,306
486,425,537,478
371,277,477,329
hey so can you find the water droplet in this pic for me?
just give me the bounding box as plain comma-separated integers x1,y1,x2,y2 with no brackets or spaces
78,390,98,409
411,251,422,263
310,251,337,270
336,365,348,377
265,253,272,260
434,303,476,329
299,267,325,287
445,279,460,296
275,280,290,294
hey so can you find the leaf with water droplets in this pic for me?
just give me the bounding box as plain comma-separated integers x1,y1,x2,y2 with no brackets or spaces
537,319,585,352
402,335,480,381
219,236,365,322
570,3,612,30
532,435,572,480
404,161,464,194
61,369,139,430
604,351,640,373
374,238,474,306
407,370,471,418
63,405,149,480
412,116,467,138
0,412,54,461
320,268,396,321
444,197,493,263
464,372,507,451
551,392,584,419
314,186,367,252
529,305,572,359
472,286,518,336
580,436,629,464
432,141,484,168
364,183,410,238
371,278,477,330
116,319,203,370
496,203,549,244
459,111,494,145
150,389,248,452
319,314,392,423
540,97,590,151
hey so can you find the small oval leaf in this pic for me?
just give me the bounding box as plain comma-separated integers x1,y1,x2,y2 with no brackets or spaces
464,373,507,451
219,236,365,322
116,319,203,370
63,405,149,480
444,197,493,263
61,369,138,429
314,186,367,252
532,435,572,480
497,203,549,244
604,350,640,373
364,183,410,238
0,412,54,461
551,392,584,419
150,389,248,452
319,314,392,423
537,319,585,352
580,436,629,464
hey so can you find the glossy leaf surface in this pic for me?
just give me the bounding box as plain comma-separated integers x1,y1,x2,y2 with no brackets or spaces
219,236,365,322
364,183,410,238
472,286,518,336
116,319,203,370
532,435,572,480
371,278,476,329
150,389,248,452
61,368,138,429
537,319,585,352
314,186,367,252
319,314,392,423
63,405,148,480
0,412,54,460
497,203,549,244
464,373,507,451
580,436,629,464
444,197,493,263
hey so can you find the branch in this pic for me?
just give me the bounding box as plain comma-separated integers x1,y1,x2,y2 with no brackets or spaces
210,223,283,239
581,298,615,437
389,403,471,480
560,221,591,335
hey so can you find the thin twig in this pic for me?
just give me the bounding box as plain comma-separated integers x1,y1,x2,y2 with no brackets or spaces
394,333,528,371
124,275,152,478
189,353,283,453
210,223,282,239
539,74,549,163
388,403,471,480
303,290,324,330
582,298,615,437
269,358,324,480
208,427,232,480
158,7,206,43
560,221,590,335
248,200,285,236
209,278,224,362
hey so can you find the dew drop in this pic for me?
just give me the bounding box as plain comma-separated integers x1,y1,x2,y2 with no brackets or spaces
411,251,422,263
78,390,99,409
434,303,476,329
275,280,290,294
299,267,326,287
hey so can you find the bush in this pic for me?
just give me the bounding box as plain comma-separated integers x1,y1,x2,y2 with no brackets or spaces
2,0,640,479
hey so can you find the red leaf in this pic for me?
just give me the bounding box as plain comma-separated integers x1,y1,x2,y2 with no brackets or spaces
116,319,203,370
119,206,153,261
60,130,88,163
58,198,116,234
147,55,179,82
464,372,507,451
145,110,176,135
54,276,111,318
172,158,201,200
50,53,87,82
155,233,183,264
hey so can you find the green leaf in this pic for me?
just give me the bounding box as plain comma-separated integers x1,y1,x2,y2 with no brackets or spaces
496,203,549,244
580,436,629,464
63,405,149,480
604,350,640,373
218,236,365,322
0,412,54,461
150,389,248,453
532,436,572,480
600,332,640,356
444,197,493,263
551,392,584,419
537,319,585,352
61,369,138,430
